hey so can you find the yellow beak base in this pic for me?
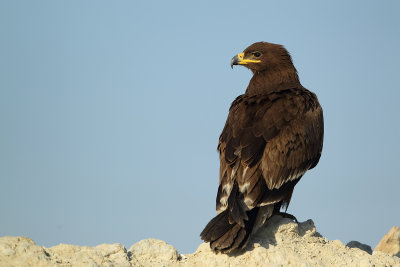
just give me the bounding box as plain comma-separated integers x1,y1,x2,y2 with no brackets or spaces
237,52,261,64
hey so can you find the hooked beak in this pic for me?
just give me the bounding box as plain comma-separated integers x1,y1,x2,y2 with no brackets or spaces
230,55,240,69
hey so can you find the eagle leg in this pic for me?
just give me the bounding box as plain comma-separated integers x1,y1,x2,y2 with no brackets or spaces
275,211,298,223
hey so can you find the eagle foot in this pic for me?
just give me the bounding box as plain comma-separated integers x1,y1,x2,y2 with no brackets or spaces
275,211,298,223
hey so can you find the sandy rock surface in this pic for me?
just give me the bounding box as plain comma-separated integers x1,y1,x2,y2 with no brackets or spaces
1,216,399,267
375,226,400,257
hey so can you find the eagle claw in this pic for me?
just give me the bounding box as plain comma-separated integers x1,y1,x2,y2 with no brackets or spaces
275,211,298,223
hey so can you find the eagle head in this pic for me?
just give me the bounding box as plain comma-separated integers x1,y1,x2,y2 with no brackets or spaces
231,42,294,72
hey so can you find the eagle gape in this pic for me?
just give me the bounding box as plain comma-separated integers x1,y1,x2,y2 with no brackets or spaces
200,42,324,253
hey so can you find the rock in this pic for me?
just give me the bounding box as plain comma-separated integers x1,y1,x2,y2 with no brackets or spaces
374,226,400,257
346,240,373,254
48,243,130,266
0,236,131,267
180,217,400,267
129,238,179,266
0,236,51,266
1,217,400,266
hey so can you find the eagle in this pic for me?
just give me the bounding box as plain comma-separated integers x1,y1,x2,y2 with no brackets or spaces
200,42,324,253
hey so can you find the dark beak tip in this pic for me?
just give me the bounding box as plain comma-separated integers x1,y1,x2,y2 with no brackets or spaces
230,55,239,69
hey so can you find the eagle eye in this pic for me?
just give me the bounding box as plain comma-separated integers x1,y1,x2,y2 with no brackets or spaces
253,52,262,58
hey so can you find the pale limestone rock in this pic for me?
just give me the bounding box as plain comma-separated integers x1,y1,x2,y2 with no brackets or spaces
0,236,130,267
178,216,400,267
128,238,179,266
1,216,400,266
374,226,400,257
48,242,130,267
0,236,52,266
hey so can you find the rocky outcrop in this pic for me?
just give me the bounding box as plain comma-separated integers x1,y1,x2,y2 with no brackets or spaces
375,226,400,257
346,241,373,255
1,216,399,266
0,236,131,267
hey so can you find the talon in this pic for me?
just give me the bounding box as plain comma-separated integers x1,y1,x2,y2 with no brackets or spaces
276,211,298,223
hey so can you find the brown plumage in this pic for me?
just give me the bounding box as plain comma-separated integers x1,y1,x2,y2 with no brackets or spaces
200,42,324,253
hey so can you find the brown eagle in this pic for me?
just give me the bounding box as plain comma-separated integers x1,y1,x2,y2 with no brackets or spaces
200,42,324,253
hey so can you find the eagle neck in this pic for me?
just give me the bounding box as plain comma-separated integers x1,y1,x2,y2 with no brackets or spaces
245,67,301,95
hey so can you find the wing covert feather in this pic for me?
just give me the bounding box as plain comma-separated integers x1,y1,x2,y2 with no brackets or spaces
216,88,323,212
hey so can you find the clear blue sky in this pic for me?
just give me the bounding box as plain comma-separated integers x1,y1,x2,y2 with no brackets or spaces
1,1,399,254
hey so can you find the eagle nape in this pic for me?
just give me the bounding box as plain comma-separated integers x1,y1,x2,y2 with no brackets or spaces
201,42,324,253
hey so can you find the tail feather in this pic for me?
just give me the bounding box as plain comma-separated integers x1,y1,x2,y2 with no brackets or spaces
200,210,235,241
200,207,260,253
210,224,241,250
226,182,248,227
229,226,247,250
